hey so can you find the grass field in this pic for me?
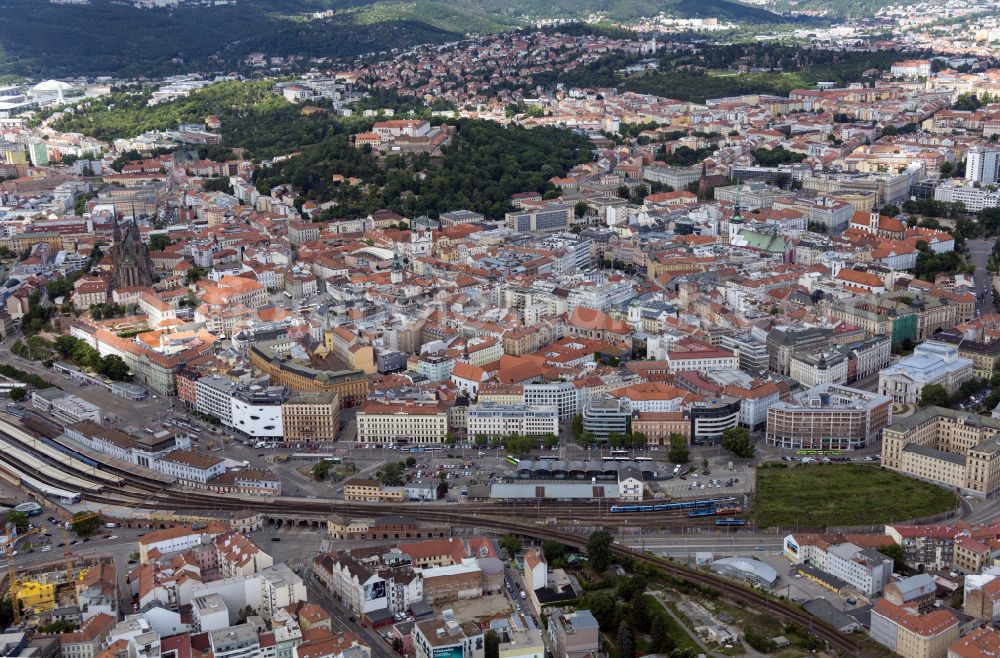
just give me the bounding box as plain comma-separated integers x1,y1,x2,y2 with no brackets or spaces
753,464,958,529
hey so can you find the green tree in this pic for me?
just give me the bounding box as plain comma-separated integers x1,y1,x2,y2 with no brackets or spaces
649,613,675,654
311,461,331,481
148,234,173,251
498,534,522,557
378,461,406,486
8,387,26,403
484,630,500,658
878,542,905,565
574,200,589,218
436,480,448,499
3,511,28,532
54,335,80,358
721,427,755,459
667,433,689,464
70,511,99,536
571,415,584,443
918,384,950,408
581,591,619,630
542,540,566,563
628,590,649,633
607,431,624,448
186,266,207,284
616,621,635,658
542,433,559,450
37,620,78,633
98,354,131,381
587,529,614,574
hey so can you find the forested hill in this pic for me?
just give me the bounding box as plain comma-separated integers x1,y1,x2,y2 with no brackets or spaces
0,0,797,79
0,0,461,79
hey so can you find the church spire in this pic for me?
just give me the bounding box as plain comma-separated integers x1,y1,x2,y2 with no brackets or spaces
731,179,743,225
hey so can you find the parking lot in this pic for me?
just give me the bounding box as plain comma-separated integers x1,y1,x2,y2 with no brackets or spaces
656,466,755,500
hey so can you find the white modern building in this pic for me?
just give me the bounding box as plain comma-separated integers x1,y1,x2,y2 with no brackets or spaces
966,147,1000,185
934,180,1000,213
783,535,893,597
466,403,559,437
523,382,584,421
259,564,307,622
209,624,260,658
196,375,236,426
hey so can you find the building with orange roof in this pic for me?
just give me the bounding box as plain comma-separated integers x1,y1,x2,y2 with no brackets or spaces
871,599,958,658
450,361,488,397
835,268,887,294
849,210,906,240
61,613,117,658
356,400,448,444
949,626,1000,658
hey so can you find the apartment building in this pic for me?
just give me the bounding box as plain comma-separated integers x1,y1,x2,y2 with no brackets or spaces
966,146,1000,185
765,384,892,451
547,610,601,658
882,407,1000,496
949,627,1000,658
356,401,449,444
343,479,404,503
870,599,958,658
209,624,261,658
60,613,117,658
413,619,484,658
259,564,307,622
281,393,340,443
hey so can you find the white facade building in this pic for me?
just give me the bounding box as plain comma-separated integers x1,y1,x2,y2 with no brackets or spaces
523,382,584,421
966,147,1000,185
466,403,559,437
878,342,974,404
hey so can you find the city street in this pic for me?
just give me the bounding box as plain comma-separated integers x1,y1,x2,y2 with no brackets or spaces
967,237,998,315
305,570,397,658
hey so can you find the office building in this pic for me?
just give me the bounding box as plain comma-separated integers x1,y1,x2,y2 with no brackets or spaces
466,403,558,438
789,349,848,388
766,327,834,376
581,396,630,439
504,203,572,234
765,383,892,450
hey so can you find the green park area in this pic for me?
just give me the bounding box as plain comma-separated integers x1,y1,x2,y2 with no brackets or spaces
754,463,958,529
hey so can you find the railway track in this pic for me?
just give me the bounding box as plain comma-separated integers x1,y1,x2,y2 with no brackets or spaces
0,430,871,657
